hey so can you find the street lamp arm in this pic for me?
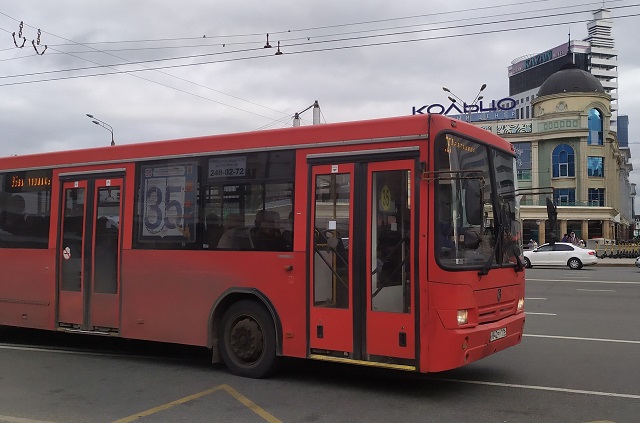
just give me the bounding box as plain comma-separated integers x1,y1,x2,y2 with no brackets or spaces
443,84,487,106
442,87,465,104
86,113,115,146
88,115,113,132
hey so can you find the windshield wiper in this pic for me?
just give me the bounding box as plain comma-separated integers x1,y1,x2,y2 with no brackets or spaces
478,206,523,277
478,224,501,277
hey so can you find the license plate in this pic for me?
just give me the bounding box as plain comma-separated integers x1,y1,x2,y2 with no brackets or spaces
490,327,507,342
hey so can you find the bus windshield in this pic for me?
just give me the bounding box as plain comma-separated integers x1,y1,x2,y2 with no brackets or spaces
435,132,521,270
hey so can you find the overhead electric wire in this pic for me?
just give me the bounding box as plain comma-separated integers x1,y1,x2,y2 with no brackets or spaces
12,0,603,48
0,0,614,61
2,10,639,89
2,3,638,83
1,1,636,130
0,13,293,121
0,0,586,57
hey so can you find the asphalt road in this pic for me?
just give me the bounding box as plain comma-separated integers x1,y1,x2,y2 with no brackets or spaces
1,266,639,423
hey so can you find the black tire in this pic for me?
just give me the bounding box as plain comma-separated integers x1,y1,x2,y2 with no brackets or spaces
219,299,277,378
568,257,583,270
523,257,532,268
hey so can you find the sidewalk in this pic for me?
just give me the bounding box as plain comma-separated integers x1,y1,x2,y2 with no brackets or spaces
596,257,637,267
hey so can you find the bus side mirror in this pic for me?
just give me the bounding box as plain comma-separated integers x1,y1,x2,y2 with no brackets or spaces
465,178,483,226
463,230,481,249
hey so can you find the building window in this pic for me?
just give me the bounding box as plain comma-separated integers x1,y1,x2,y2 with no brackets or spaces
588,108,603,145
552,144,575,178
515,142,531,181
588,188,605,206
588,156,604,177
588,220,603,238
555,188,575,205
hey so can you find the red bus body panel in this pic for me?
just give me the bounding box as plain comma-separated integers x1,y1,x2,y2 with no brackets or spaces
0,114,524,374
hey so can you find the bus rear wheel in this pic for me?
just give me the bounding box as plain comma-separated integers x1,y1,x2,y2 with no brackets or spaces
219,300,277,378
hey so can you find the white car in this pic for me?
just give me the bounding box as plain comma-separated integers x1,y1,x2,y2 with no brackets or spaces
523,242,598,270
635,256,640,268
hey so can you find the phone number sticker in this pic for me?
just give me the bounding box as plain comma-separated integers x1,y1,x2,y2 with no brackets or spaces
208,157,246,178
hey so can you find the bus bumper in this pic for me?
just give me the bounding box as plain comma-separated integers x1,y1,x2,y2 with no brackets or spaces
428,312,525,372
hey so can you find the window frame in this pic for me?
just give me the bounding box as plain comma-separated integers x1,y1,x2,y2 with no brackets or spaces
132,150,296,251
552,144,575,178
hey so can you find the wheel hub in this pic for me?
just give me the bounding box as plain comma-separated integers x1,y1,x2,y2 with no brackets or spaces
230,317,264,362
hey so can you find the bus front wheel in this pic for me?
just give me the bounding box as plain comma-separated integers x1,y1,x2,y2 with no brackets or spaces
219,299,277,378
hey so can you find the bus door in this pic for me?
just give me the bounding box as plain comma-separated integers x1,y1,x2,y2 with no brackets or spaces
309,159,415,365
365,160,415,362
309,164,354,354
57,177,123,333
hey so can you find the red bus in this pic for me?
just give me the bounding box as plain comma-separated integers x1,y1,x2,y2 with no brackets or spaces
0,114,530,378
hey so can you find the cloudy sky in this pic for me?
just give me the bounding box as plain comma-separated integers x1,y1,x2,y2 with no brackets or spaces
1,1,639,187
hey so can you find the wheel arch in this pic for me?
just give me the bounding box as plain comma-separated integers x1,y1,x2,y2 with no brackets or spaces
207,288,283,363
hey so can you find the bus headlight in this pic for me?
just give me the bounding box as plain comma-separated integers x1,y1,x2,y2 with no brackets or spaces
517,297,524,312
457,309,468,325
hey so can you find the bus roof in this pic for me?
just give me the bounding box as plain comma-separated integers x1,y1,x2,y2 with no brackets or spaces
0,114,512,172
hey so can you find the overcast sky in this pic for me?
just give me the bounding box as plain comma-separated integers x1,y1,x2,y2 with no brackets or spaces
1,1,639,190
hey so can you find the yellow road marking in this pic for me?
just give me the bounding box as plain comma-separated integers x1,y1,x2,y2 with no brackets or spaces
111,384,281,423
223,385,283,423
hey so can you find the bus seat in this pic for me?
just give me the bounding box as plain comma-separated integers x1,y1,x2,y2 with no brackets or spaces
223,213,244,232
217,227,254,250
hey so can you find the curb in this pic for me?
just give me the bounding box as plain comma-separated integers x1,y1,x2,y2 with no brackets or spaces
595,260,636,267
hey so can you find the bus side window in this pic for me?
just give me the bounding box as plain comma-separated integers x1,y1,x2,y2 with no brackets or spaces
205,212,223,248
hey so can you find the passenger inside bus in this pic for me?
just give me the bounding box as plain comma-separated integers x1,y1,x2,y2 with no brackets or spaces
0,194,27,235
281,211,294,250
251,210,287,251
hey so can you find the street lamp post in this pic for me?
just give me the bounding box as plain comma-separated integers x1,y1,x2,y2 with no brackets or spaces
86,113,115,146
442,84,487,122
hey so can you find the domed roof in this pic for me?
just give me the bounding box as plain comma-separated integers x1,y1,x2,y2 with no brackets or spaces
537,64,605,97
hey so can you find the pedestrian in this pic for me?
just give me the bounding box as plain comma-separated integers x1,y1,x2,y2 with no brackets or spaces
568,231,578,245
561,233,569,242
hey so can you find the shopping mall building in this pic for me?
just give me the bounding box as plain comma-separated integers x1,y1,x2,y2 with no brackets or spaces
450,9,634,244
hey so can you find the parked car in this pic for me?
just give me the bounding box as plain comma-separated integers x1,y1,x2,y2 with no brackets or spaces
635,256,640,268
523,242,598,270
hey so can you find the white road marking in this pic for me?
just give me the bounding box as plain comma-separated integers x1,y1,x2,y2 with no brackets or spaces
0,416,57,423
524,334,640,344
528,278,640,285
436,378,640,400
0,344,116,356
576,289,616,292
524,297,547,300
524,312,556,315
